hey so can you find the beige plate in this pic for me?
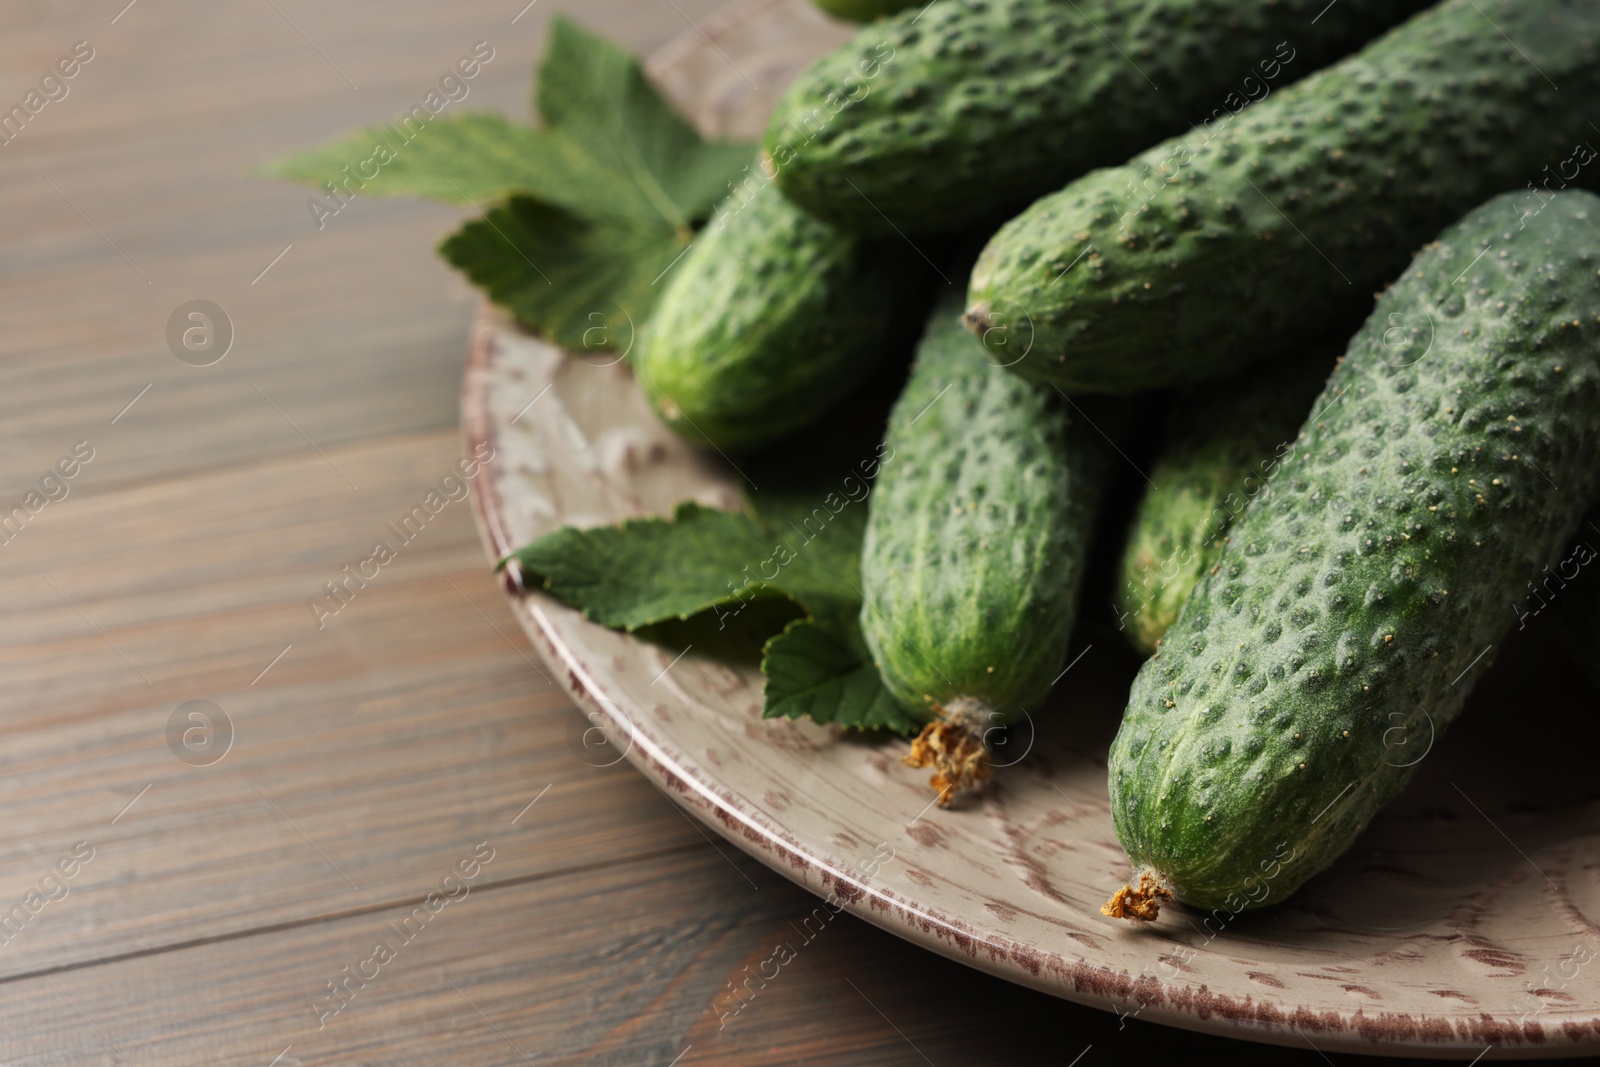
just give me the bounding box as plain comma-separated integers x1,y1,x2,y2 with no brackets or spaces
462,0,1600,1056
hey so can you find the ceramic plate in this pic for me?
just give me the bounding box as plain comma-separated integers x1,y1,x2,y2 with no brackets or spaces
462,1,1600,1056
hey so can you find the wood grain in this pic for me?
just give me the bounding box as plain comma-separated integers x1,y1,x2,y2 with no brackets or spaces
0,0,1570,1063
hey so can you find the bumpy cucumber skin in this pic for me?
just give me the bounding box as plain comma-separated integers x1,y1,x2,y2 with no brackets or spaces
970,0,1600,393
861,294,1106,723
636,181,913,452
1117,357,1333,655
813,0,917,22
765,0,1428,234
1108,192,1600,911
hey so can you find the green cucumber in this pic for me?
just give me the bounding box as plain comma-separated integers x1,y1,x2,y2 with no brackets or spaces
812,0,918,22
1104,191,1600,917
636,177,916,452
1115,355,1334,656
970,0,1600,394
860,291,1107,803
765,0,1428,234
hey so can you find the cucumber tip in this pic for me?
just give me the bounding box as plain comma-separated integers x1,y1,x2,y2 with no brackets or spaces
902,700,993,807
1101,870,1172,922
962,301,993,337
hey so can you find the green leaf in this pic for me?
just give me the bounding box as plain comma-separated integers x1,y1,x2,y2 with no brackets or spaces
263,113,586,209
437,18,756,345
761,618,918,733
505,495,912,733
438,197,685,351
637,597,807,665
509,502,786,631
533,17,753,230
264,18,753,347
507,500,867,634
264,22,749,228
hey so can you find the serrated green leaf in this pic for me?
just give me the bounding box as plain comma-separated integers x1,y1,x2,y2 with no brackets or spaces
438,196,684,350
533,17,753,230
507,501,785,631
263,113,585,209
637,596,807,665
264,20,749,229
505,492,908,733
761,617,917,734
506,499,866,632
264,18,752,347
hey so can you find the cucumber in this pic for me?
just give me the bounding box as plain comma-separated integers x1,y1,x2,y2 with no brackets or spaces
970,0,1600,394
1103,191,1600,917
861,292,1107,803
765,0,1428,234
1115,355,1334,656
812,0,918,22
636,176,917,452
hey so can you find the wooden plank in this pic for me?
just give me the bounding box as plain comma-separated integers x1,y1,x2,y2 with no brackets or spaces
0,0,733,501
0,848,773,1067
0,844,1352,1066
0,428,749,979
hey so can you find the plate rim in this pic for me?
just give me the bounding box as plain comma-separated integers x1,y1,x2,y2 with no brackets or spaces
461,303,1600,1061
453,1,1600,1055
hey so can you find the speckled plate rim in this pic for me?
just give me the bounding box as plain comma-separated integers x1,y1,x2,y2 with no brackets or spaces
456,1,1600,1057
462,317,1600,1061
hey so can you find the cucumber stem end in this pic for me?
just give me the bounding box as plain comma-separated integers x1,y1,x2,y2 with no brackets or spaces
902,698,993,807
1101,870,1172,922
962,301,993,337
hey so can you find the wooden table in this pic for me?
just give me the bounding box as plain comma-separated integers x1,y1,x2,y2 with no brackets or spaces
0,2,1557,1063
